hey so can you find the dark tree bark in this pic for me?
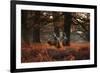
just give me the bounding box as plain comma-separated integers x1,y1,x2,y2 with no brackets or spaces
64,12,72,45
87,23,90,41
33,12,41,42
21,10,30,43
53,12,60,37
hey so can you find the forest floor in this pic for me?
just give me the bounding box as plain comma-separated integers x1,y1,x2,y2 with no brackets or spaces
21,41,90,63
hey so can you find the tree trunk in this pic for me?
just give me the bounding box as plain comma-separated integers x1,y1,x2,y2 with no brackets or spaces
33,12,41,43
21,10,31,43
64,12,72,46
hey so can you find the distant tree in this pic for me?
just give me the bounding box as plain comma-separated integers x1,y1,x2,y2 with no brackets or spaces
32,11,41,42
72,12,90,41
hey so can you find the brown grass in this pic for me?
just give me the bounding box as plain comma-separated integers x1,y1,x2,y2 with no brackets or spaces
21,42,90,63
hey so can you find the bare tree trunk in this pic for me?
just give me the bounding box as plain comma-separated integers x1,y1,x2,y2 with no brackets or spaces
63,12,72,46
33,12,41,43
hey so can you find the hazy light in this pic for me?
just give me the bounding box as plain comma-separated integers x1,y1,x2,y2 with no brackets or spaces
43,12,47,16
50,15,53,19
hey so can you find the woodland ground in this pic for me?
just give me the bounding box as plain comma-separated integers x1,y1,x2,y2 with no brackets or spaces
21,42,90,63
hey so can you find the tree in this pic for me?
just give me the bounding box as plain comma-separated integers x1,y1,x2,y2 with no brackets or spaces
32,11,41,42
63,12,72,45
21,10,34,44
72,12,90,41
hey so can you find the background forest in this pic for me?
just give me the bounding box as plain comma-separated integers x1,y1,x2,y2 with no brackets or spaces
21,10,90,62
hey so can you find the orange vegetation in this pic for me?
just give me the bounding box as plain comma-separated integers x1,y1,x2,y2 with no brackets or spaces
21,42,90,63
